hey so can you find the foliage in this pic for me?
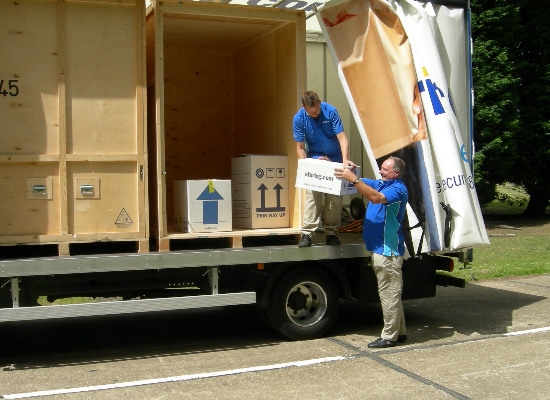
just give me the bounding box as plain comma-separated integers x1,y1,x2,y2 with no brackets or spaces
512,1,550,216
494,182,529,207
471,0,550,215
470,0,521,205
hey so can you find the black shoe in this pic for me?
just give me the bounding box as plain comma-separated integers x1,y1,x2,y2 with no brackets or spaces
367,338,397,348
326,235,341,246
397,335,407,343
298,234,312,248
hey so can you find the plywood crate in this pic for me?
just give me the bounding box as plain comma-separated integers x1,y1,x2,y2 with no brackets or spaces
146,1,306,250
0,0,148,253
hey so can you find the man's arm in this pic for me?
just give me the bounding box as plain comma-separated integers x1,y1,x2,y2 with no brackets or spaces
354,180,387,204
334,166,387,204
336,132,356,169
296,141,307,160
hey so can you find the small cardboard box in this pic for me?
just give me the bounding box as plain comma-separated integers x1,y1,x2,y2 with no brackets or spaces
295,158,361,196
231,155,289,229
174,180,232,233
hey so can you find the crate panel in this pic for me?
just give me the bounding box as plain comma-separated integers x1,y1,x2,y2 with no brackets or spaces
65,1,139,155
0,163,60,236
68,162,142,235
0,0,59,156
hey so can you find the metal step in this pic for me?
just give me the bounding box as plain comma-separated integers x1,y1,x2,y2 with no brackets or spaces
0,292,256,323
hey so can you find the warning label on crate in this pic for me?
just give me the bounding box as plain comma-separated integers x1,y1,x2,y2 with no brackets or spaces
115,208,133,228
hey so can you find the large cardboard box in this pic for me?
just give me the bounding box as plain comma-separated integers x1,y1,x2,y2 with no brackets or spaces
174,180,232,233
231,155,289,229
295,158,361,196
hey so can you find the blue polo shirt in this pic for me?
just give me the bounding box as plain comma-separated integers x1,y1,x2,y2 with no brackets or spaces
361,178,408,256
293,102,345,162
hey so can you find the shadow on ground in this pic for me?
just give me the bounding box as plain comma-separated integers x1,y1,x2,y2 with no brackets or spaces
331,281,547,343
1,280,546,369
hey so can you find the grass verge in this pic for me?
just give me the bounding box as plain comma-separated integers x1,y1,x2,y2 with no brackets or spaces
443,199,550,282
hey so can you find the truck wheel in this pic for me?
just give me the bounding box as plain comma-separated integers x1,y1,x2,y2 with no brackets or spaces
350,197,365,220
267,268,339,340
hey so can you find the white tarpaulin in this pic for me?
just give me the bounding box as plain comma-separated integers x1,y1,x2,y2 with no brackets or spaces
318,0,489,253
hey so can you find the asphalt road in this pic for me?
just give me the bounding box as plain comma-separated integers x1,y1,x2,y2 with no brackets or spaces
1,274,549,400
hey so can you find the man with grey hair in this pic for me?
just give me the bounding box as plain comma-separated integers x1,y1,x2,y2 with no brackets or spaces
335,156,408,348
293,90,356,247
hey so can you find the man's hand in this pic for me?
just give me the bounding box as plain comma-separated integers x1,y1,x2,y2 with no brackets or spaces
343,159,357,171
334,166,357,182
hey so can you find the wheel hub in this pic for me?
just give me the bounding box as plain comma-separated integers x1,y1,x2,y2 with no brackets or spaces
285,281,327,327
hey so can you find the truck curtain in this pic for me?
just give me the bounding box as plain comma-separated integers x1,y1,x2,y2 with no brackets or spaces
318,0,489,253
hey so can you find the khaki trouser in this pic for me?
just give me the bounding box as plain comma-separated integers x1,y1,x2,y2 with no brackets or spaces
301,189,342,237
372,253,406,341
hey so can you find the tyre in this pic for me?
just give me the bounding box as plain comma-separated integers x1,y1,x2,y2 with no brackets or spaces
350,197,366,220
266,267,339,340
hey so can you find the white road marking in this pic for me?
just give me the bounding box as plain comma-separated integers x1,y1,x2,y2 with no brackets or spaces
4,326,549,399
1,356,347,399
504,326,550,336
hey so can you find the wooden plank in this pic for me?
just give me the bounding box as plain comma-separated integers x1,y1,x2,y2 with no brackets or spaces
136,0,149,239
65,154,139,162
166,227,301,239
0,0,59,156
233,22,302,229
161,1,305,24
58,0,69,237
137,238,150,253
157,237,170,252
58,242,70,257
65,0,138,156
155,6,168,239
0,155,61,162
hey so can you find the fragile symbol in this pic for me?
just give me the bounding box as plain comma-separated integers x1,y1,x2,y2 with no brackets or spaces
115,208,133,228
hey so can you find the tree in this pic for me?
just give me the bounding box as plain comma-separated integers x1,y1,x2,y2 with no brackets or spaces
471,0,550,216
513,1,550,216
470,0,521,206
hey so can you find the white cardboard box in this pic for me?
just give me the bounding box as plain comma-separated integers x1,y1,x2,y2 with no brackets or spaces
295,158,361,196
174,180,232,233
231,155,289,229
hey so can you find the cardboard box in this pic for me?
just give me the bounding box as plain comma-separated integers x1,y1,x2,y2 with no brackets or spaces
295,158,361,196
231,155,289,229
174,180,232,233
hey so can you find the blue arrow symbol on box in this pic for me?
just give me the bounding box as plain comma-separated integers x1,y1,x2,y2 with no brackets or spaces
197,186,224,224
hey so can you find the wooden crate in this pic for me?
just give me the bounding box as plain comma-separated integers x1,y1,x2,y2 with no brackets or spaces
146,1,306,251
0,0,148,251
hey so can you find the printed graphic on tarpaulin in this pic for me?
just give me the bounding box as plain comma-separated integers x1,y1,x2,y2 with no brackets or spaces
319,0,489,252
319,0,426,160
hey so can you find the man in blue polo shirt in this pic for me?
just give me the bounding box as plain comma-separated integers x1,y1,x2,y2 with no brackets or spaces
293,91,356,248
335,156,408,348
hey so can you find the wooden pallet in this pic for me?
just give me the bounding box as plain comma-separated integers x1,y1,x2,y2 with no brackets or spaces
338,219,364,233
156,228,302,252
0,238,150,259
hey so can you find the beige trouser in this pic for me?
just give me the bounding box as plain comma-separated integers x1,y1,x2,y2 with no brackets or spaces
372,253,406,341
301,189,342,237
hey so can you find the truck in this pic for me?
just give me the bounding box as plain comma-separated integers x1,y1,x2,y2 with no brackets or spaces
0,0,486,341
